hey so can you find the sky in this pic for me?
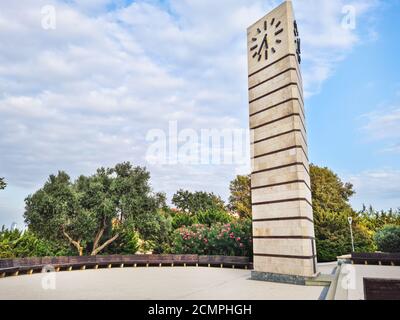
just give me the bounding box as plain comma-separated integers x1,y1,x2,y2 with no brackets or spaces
0,0,399,228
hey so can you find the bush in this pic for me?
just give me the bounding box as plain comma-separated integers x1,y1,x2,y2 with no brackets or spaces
196,209,233,226
125,210,174,254
374,225,400,253
105,229,140,255
170,208,233,230
0,226,70,258
171,219,253,257
151,213,174,254
171,211,197,229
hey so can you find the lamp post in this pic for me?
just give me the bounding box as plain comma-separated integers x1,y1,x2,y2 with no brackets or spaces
348,217,355,252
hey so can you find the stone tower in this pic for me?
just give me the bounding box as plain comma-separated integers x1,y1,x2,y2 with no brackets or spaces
247,0,318,284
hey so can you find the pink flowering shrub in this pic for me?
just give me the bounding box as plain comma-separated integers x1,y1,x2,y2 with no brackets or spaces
172,219,253,257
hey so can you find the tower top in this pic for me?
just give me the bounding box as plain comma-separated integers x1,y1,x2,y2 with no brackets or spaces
247,0,294,31
247,0,299,74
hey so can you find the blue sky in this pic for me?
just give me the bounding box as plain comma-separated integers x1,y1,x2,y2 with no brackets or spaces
0,0,399,228
307,0,400,209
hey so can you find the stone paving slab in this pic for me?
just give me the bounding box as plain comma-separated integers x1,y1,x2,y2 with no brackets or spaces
0,267,325,300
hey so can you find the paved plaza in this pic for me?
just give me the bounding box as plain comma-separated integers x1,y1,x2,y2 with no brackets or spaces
0,267,327,300
1,263,399,300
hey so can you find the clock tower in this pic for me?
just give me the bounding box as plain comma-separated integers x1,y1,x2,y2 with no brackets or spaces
248,0,318,284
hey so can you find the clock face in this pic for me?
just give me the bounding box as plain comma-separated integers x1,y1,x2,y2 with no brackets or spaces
250,17,284,62
294,20,301,64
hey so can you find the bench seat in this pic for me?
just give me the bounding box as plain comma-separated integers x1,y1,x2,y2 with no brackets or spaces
0,254,253,277
351,253,400,266
0,267,19,274
199,255,250,267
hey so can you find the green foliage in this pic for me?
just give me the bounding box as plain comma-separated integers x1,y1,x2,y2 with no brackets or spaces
24,162,166,256
171,219,253,257
0,177,6,190
310,165,375,261
315,210,376,261
196,208,233,226
172,189,225,214
147,212,174,254
105,228,140,255
310,164,355,215
228,175,251,218
138,239,157,254
374,225,400,253
359,206,400,232
170,207,234,229
171,211,197,229
0,226,71,258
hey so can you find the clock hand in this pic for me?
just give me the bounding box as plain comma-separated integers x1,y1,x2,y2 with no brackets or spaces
257,35,267,56
258,35,269,61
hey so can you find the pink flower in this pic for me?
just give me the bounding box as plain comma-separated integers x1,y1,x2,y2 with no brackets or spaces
229,232,235,239
236,237,241,242
239,243,244,248
204,238,208,244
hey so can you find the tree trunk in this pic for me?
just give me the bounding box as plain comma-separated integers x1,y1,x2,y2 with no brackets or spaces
90,234,119,256
92,227,105,253
62,229,83,256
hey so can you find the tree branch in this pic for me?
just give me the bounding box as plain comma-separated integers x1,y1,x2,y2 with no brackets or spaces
62,228,83,256
90,233,119,256
92,217,106,252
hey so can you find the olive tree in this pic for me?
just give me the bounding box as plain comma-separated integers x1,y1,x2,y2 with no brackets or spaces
24,162,165,256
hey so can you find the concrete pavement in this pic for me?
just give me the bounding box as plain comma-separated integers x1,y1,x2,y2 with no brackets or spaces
0,267,326,300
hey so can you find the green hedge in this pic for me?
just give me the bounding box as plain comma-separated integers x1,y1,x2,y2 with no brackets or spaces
0,227,72,258
374,225,400,253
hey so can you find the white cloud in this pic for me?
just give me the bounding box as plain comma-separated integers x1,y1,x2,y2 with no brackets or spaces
362,107,400,140
360,106,400,154
348,169,400,210
0,0,380,226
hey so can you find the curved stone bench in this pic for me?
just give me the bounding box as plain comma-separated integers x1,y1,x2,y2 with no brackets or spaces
0,255,253,278
351,252,400,266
